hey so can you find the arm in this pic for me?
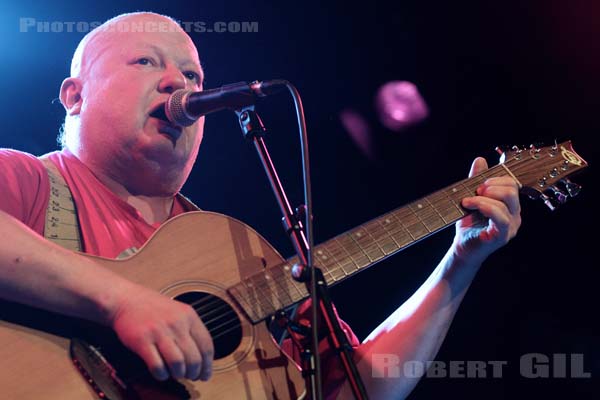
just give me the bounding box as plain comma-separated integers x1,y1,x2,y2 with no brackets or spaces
336,157,522,399
0,210,214,381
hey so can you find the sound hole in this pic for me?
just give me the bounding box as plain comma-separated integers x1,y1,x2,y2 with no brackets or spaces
174,292,242,360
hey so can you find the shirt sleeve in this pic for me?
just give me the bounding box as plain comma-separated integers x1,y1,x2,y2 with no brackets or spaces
280,298,361,400
0,149,50,235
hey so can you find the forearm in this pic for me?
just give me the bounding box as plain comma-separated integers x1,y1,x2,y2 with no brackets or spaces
337,248,484,399
0,210,133,325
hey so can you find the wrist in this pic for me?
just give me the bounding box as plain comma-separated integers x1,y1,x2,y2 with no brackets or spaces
443,244,485,285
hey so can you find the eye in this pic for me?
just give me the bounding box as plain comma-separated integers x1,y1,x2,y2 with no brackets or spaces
136,57,154,66
184,71,200,83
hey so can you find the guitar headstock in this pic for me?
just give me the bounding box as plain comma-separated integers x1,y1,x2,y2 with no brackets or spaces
497,140,588,210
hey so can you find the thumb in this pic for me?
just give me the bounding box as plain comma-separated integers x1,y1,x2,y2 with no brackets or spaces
468,157,488,178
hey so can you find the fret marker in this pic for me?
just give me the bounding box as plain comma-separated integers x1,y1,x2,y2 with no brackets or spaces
317,250,323,255
284,265,290,270
264,274,270,280
452,188,458,193
417,204,423,209
356,232,362,238
247,282,253,287
385,218,391,224
322,255,328,260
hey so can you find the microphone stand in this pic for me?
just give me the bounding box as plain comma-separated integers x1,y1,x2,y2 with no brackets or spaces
235,104,368,400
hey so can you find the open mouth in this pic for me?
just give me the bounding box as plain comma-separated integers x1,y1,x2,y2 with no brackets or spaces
149,103,183,143
150,103,169,122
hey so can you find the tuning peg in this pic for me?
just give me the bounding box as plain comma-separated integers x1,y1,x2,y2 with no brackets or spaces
550,186,568,204
562,178,581,197
495,146,505,156
540,193,557,211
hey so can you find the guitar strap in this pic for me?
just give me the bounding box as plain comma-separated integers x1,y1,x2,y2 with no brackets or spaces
39,157,200,253
39,156,83,252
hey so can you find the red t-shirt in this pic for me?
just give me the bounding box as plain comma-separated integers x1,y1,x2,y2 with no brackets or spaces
0,148,359,399
0,148,188,258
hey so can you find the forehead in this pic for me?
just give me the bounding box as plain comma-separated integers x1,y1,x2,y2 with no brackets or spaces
110,31,197,60
84,22,201,70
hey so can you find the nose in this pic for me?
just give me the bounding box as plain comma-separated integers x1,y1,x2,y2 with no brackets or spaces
158,64,187,94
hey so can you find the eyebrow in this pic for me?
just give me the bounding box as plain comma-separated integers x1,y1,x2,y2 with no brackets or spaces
136,43,204,82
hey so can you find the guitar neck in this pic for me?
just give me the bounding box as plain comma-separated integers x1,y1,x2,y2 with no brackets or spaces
229,163,512,323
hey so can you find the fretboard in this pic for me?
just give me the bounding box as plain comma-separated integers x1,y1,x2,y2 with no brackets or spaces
229,164,511,323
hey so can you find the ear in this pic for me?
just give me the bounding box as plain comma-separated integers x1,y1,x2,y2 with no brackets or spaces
59,77,83,116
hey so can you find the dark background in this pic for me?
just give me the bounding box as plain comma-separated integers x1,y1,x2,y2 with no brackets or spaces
1,0,598,398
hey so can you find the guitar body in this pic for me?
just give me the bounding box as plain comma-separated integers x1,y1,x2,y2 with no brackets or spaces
0,211,306,399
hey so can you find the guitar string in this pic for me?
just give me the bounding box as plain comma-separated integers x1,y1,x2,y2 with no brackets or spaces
302,164,508,283
209,160,518,327
279,166,497,283
186,155,544,332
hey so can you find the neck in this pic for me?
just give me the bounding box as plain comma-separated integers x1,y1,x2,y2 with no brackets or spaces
66,146,178,224
92,167,174,225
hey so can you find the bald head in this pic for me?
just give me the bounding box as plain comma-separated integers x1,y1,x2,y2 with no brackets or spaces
70,12,190,78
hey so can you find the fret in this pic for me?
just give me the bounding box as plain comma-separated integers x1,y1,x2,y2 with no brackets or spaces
229,280,276,322
247,273,283,312
315,246,345,283
312,248,336,283
228,284,260,321
412,201,446,232
350,227,385,262
360,222,388,260
405,220,430,240
324,241,355,281
332,236,361,274
372,218,400,255
323,239,355,272
379,214,413,249
424,192,446,214
421,190,460,226
377,215,402,255
278,263,306,299
341,232,371,268
394,206,420,228
366,219,398,251
441,185,466,207
390,229,414,247
275,259,307,302
440,204,465,222
385,210,417,245
268,265,303,302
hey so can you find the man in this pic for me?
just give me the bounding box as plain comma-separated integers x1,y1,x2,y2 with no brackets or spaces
0,12,521,399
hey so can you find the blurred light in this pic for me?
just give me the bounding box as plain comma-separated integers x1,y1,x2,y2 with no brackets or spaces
339,108,374,160
375,81,428,131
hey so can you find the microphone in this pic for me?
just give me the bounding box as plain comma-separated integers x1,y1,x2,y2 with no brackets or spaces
154,80,288,127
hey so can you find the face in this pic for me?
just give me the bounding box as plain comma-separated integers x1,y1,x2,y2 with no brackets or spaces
70,15,205,196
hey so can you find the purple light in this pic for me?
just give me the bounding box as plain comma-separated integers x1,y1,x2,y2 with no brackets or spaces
375,81,429,132
339,108,375,160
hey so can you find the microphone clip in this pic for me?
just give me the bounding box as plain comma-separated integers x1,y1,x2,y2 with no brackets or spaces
236,107,267,140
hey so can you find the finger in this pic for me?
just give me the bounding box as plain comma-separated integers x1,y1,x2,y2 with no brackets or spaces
462,196,512,233
136,343,169,381
480,176,520,188
468,157,488,178
476,185,521,216
190,319,214,381
156,337,186,380
176,333,202,380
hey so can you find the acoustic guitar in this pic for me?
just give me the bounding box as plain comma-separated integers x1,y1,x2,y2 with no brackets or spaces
0,141,587,399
